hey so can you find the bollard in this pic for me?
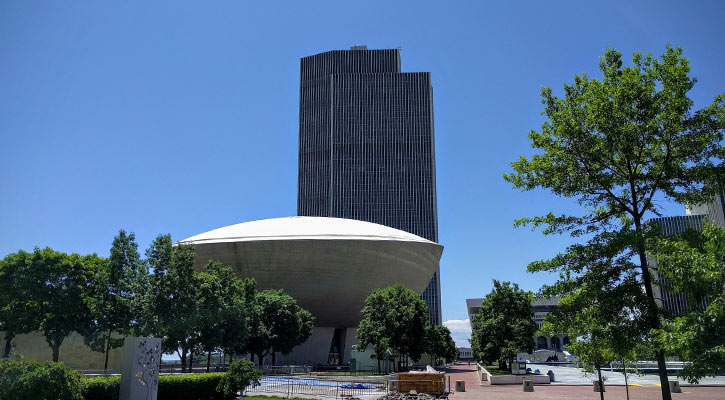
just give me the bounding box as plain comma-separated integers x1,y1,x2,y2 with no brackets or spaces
593,380,605,392
523,379,534,392
455,380,466,392
669,380,682,393
547,370,555,382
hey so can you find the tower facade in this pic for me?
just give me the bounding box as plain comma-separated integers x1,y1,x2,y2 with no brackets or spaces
648,215,708,315
686,191,725,227
297,46,441,325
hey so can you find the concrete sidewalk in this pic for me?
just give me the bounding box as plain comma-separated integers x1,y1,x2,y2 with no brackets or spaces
443,364,725,400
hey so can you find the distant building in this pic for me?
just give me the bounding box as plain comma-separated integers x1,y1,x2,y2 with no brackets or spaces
297,46,441,325
466,297,569,352
458,347,474,361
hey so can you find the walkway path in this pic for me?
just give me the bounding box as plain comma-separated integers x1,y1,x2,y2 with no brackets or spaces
443,364,725,400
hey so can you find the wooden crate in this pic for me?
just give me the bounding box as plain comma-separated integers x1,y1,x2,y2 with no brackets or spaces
397,372,445,395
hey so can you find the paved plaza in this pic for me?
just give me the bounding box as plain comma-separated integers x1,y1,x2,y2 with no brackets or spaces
534,364,725,386
444,364,725,400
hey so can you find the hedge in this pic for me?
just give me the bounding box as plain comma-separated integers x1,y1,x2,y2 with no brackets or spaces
158,373,234,400
83,373,236,400
83,376,121,400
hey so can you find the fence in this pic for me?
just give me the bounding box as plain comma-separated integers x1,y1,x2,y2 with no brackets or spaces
245,375,389,399
262,365,312,375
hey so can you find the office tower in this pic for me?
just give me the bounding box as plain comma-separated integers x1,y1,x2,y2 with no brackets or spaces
686,191,725,227
298,46,441,325
648,215,707,315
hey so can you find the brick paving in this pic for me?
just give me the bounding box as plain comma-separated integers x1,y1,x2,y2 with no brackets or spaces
443,364,725,400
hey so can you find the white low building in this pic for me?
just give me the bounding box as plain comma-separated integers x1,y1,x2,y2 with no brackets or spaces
181,216,444,365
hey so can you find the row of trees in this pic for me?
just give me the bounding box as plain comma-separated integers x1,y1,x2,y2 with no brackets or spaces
356,284,458,371
0,231,314,373
498,44,724,400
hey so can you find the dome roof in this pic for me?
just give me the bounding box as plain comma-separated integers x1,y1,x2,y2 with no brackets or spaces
179,216,435,245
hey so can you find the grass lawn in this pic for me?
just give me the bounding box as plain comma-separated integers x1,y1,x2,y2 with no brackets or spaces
483,365,514,376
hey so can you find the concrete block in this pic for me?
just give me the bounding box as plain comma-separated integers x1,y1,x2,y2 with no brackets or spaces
455,380,466,392
523,379,534,392
669,380,682,393
593,380,605,392
119,337,162,400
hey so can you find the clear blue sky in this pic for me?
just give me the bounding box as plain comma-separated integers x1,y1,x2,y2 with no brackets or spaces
2,1,724,347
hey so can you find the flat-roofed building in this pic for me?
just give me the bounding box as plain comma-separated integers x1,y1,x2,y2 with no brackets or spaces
297,46,441,325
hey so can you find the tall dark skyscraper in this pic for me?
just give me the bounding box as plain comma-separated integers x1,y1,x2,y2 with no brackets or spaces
297,46,441,325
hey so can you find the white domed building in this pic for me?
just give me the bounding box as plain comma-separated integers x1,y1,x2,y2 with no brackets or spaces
179,216,443,365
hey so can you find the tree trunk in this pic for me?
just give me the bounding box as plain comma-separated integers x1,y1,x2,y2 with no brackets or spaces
51,344,60,362
634,216,672,400
3,336,12,358
104,329,112,374
597,366,604,400
272,351,277,366
189,350,194,373
180,347,188,373
257,352,264,367
622,358,630,400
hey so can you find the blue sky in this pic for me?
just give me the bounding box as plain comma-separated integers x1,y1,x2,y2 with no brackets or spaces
2,1,724,347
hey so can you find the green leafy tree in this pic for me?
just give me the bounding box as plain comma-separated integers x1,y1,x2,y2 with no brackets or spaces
542,288,645,400
32,248,98,362
503,45,724,399
246,289,314,366
220,277,256,364
568,334,617,400
470,280,535,370
651,221,725,382
0,250,42,357
357,284,428,371
146,235,200,372
195,261,249,372
85,230,148,373
425,325,458,365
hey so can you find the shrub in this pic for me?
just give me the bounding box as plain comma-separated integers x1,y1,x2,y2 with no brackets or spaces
158,373,234,400
0,358,84,400
83,376,120,400
217,359,263,396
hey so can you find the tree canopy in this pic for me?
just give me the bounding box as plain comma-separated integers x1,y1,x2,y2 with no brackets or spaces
470,280,535,369
425,325,458,365
504,45,724,400
357,284,429,371
85,230,148,372
0,250,42,357
245,289,314,366
35,248,100,362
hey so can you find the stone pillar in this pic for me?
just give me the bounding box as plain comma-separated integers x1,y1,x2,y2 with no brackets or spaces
119,337,162,400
